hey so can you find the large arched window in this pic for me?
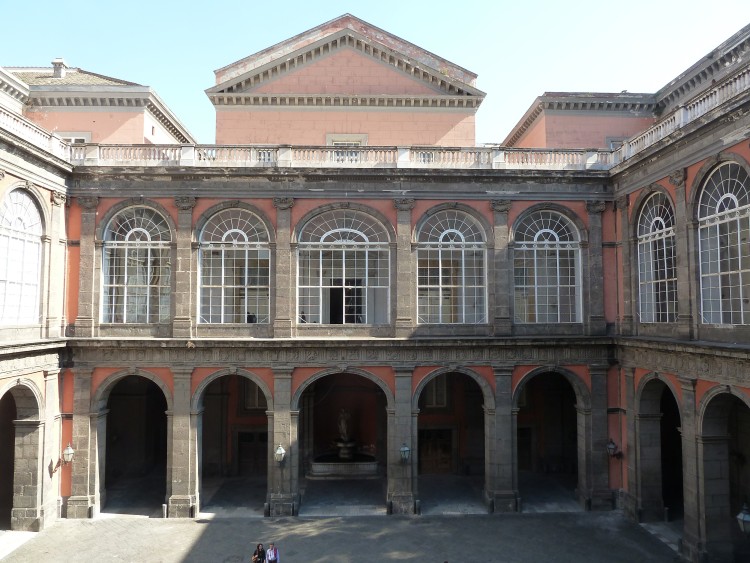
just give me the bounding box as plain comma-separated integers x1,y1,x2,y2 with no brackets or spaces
102,206,171,324
297,209,389,325
0,189,43,325
416,209,486,324
698,162,750,325
513,210,581,323
198,208,270,323
637,193,677,323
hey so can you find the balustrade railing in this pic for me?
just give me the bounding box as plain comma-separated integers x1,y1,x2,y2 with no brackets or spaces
66,144,611,170
4,63,750,172
0,106,70,161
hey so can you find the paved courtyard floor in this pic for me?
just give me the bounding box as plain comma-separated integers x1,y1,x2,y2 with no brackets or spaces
0,511,679,563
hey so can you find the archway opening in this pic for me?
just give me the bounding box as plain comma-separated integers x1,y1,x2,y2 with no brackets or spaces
297,373,387,516
516,372,580,512
701,393,750,559
103,376,167,516
637,380,683,523
416,372,486,515
0,392,16,529
199,374,269,516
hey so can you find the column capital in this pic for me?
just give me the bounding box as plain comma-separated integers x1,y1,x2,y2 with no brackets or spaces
51,191,67,207
273,197,294,210
393,198,415,211
78,196,99,211
668,168,686,188
586,200,607,215
174,196,197,211
490,199,512,214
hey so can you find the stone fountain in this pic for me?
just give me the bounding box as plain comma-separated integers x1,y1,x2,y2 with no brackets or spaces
308,407,378,479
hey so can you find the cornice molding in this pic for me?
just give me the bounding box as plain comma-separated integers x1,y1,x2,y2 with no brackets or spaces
208,93,482,110
209,29,485,103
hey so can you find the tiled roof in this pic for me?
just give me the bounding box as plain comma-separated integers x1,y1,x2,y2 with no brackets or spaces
8,68,139,87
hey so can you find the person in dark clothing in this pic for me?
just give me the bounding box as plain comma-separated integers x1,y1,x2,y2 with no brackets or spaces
252,543,266,563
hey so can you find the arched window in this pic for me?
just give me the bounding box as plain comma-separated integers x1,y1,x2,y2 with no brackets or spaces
637,193,677,323
102,206,171,323
297,209,389,325
513,210,581,323
0,189,42,325
198,209,270,323
416,209,486,324
698,162,750,324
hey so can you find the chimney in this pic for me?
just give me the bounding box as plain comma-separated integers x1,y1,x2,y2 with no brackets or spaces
52,58,68,79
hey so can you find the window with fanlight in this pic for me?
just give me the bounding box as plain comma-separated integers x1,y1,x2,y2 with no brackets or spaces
513,210,581,323
297,209,389,325
637,192,677,323
198,208,270,324
698,162,750,325
0,189,43,325
416,209,486,324
101,206,172,324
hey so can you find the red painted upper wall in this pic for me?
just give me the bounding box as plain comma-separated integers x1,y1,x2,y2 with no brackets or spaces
513,113,656,149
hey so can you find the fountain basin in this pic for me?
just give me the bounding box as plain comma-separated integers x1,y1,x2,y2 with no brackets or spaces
309,453,379,479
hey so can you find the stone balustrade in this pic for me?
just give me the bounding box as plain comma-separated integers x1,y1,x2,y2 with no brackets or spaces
68,144,611,170
613,66,750,165
6,64,750,172
0,106,70,161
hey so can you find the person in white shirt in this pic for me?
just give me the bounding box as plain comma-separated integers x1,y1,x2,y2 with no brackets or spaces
266,543,279,563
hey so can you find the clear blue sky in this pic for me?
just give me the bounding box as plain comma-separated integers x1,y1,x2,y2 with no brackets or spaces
4,0,749,144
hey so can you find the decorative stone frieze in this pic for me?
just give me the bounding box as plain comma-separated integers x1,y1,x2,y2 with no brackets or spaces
273,197,294,210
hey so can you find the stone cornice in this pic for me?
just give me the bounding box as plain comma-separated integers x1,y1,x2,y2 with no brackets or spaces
0,68,30,105
209,28,485,103
208,93,482,110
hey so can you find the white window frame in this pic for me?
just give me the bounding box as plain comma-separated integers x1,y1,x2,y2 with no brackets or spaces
198,209,271,324
637,192,677,323
416,209,487,324
513,210,582,324
698,162,750,325
297,209,389,325
101,206,172,324
0,189,42,325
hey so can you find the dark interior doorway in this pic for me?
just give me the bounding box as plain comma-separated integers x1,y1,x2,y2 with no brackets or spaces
104,376,167,515
0,392,16,529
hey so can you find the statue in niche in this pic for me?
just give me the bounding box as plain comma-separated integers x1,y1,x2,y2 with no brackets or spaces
338,408,351,442
336,408,355,460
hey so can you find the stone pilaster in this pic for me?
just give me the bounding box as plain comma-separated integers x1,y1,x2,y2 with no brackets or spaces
269,366,295,516
42,369,61,526
677,376,704,562
670,170,694,339
11,420,43,531
387,366,415,514
586,201,607,335
67,367,94,518
74,197,99,337
273,198,294,337
615,196,634,335
394,199,415,336
45,191,67,337
489,365,517,511
491,201,512,335
172,197,196,338
623,367,639,519
588,364,612,509
168,367,194,517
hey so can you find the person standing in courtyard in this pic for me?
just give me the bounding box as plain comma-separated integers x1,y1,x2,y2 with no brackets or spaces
252,543,266,563
266,542,279,563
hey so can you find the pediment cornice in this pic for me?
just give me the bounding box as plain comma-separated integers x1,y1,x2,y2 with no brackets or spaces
0,68,30,105
207,28,485,105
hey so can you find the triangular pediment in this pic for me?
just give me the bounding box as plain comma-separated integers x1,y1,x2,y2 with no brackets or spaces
207,15,484,108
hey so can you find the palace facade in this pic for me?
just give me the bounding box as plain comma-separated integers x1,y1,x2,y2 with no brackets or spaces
1,14,749,562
